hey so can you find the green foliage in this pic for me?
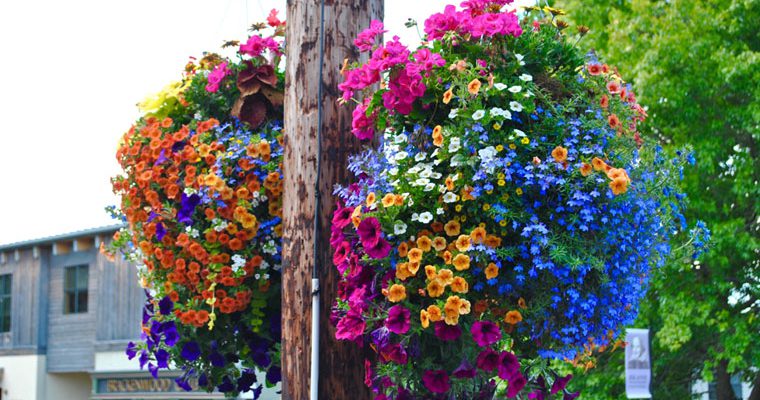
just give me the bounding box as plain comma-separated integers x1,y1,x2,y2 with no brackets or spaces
552,0,760,396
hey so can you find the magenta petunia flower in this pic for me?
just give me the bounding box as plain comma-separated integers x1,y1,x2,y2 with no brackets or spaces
357,217,383,248
365,237,391,259
385,305,410,334
551,374,573,395
506,372,527,398
333,241,351,266
205,61,231,93
452,358,477,378
497,351,520,380
380,342,408,365
422,370,451,394
332,204,355,229
335,309,366,341
433,321,462,341
470,320,502,347
475,349,499,372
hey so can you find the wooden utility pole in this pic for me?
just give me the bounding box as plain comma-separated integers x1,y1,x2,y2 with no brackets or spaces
282,1,383,399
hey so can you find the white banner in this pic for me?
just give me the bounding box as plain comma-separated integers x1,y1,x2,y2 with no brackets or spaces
625,328,652,399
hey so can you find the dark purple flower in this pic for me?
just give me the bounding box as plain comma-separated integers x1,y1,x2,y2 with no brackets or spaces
476,349,499,372
177,193,200,225
236,370,257,392
198,373,208,387
471,320,502,347
551,374,573,394
357,217,382,248
371,326,391,349
148,362,159,378
452,358,477,378
209,351,226,367
138,350,150,369
252,349,271,367
385,305,410,334
422,370,451,394
332,204,354,229
155,348,169,369
335,309,366,341
125,342,137,359
434,321,462,341
181,341,201,361
365,237,391,259
217,376,234,392
155,149,168,165
158,296,173,316
155,222,166,241
175,377,192,391
266,365,282,384
162,321,179,346
497,351,520,380
507,373,527,398
564,391,581,400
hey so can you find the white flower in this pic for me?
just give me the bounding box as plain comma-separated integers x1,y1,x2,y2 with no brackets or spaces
430,172,442,179
513,129,527,137
395,151,408,161
419,168,432,178
394,221,407,235
436,208,445,215
389,167,399,176
478,146,497,163
509,101,524,112
524,90,534,98
394,133,408,143
183,187,198,195
448,108,459,119
414,152,427,161
443,192,458,203
515,53,525,65
408,165,421,174
411,213,419,222
490,107,511,119
414,177,430,186
508,85,522,93
472,109,486,120
431,148,440,158
494,82,508,91
424,183,436,192
448,137,461,152
519,74,533,82
418,212,433,224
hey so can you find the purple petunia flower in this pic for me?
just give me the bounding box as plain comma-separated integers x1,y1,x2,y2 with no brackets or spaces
181,341,201,361
125,341,138,359
452,358,477,378
551,374,573,394
471,320,502,347
175,377,192,391
177,193,200,225
497,351,520,380
422,370,451,394
506,373,527,398
380,342,408,365
155,348,170,369
434,321,462,341
476,349,499,371
357,217,383,248
162,321,179,347
155,222,166,241
385,305,410,334
158,296,173,316
335,309,366,341
365,237,391,259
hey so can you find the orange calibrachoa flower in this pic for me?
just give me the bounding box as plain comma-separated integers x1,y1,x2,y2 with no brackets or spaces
610,177,629,195
432,236,448,251
417,235,433,252
452,254,471,271
387,284,407,302
432,125,444,147
438,268,454,285
420,309,430,328
442,87,454,104
467,79,482,95
427,305,442,322
408,248,423,263
485,263,499,279
591,157,607,171
450,276,469,293
426,279,445,298
381,193,396,207
551,146,568,163
505,310,523,325
444,220,461,236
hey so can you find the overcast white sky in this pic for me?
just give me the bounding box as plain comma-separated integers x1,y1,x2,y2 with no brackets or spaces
0,0,531,245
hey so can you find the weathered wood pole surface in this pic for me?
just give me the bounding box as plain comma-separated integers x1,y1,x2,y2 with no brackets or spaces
282,1,383,399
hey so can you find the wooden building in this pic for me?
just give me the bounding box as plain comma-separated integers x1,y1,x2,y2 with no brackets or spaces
0,226,233,400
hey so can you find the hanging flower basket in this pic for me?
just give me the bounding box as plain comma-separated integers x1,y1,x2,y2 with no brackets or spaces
331,1,703,399
106,10,286,398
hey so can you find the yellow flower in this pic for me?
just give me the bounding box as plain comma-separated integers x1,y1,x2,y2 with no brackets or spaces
424,265,438,280
420,310,430,328
432,237,448,252
509,143,517,150
521,137,530,145
427,279,445,298
450,277,469,293
387,284,406,302
455,204,463,212
493,123,502,130
516,188,523,196
381,193,396,207
408,248,423,263
485,263,499,279
444,220,461,236
455,235,471,252
459,299,471,315
452,254,471,271
427,305,442,321
417,236,433,252
438,268,454,285
366,192,376,207
351,206,362,228
499,220,508,227
498,179,506,186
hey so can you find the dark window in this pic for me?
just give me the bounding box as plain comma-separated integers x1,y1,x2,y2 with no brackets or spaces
0,274,10,332
64,265,88,314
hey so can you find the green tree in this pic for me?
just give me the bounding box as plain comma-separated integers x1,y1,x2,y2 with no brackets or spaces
550,0,760,398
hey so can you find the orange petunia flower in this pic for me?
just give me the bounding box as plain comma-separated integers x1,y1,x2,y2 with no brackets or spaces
467,79,482,95
504,310,523,325
450,277,469,293
551,146,568,163
387,284,407,302
442,87,454,104
591,157,607,171
455,235,472,252
417,236,433,252
485,263,499,279
432,236,447,252
426,279,445,298
452,254,470,271
427,305,442,322
444,220,461,237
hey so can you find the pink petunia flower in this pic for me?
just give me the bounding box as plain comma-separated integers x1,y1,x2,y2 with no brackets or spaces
470,320,502,347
